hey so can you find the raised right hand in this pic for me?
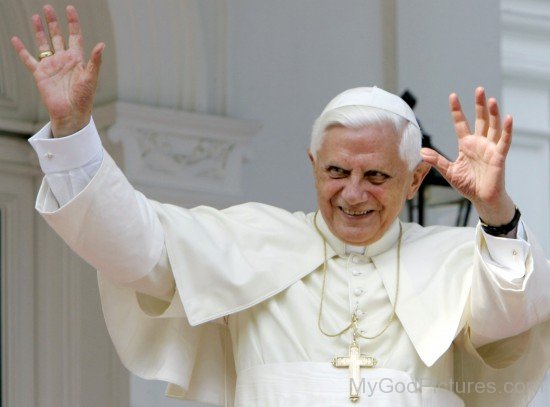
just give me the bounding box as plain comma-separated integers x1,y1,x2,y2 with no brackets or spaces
11,4,105,137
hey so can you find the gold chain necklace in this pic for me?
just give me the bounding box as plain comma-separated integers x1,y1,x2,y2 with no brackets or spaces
313,211,402,341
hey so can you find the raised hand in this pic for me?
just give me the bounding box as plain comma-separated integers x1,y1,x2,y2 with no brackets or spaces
420,87,516,227
11,4,105,137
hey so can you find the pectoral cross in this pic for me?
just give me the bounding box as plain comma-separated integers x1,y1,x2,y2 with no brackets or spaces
332,340,377,402
332,314,377,402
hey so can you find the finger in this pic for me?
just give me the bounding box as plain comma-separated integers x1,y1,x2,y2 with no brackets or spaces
449,93,471,139
487,98,501,143
11,36,39,72
43,4,66,52
86,42,105,77
33,14,52,53
497,115,513,157
420,147,452,176
474,87,489,136
66,5,84,54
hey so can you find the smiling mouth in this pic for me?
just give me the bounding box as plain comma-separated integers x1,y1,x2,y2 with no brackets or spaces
339,207,374,216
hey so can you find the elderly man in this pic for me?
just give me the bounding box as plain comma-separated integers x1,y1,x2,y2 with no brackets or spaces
13,4,550,406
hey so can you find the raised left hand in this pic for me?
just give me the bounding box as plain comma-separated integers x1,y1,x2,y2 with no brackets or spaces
420,87,516,226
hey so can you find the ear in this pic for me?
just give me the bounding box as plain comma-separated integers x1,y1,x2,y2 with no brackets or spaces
307,148,316,167
406,162,431,200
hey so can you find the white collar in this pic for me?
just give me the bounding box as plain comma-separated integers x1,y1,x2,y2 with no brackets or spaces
315,213,401,258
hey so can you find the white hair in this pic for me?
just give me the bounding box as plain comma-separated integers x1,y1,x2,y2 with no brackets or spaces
310,106,422,170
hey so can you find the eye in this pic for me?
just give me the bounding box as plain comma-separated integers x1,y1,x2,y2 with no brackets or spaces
365,171,390,184
327,166,349,178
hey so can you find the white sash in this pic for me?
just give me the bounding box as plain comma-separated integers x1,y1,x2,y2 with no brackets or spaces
235,362,464,406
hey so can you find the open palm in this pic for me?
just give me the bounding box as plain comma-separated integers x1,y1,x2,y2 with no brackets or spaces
11,5,104,137
421,88,515,225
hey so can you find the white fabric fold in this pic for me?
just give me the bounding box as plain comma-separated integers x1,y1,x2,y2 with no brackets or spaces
370,224,474,368
155,202,326,326
36,152,165,284
470,225,550,343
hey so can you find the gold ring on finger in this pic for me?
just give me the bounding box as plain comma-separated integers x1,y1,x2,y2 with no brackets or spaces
38,50,54,60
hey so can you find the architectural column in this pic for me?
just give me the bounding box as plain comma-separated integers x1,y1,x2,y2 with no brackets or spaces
501,0,550,253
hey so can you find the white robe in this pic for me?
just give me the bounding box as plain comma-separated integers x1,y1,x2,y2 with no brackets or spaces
36,151,550,406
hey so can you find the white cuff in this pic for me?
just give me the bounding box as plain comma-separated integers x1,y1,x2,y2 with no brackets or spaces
480,220,530,281
28,118,102,174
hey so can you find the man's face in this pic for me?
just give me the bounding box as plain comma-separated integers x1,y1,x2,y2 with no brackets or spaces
309,124,428,246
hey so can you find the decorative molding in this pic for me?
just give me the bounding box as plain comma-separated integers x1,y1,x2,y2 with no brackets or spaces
502,84,550,134
501,0,550,83
501,37,550,83
0,135,40,175
0,117,37,135
106,101,261,205
0,100,117,137
502,0,550,35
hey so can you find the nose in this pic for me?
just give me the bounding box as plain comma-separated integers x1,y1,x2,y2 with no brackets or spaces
341,178,369,206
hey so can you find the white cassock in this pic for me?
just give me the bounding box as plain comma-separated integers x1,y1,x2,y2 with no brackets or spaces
30,120,550,406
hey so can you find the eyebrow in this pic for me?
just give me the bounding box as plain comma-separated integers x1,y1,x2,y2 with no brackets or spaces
325,165,391,177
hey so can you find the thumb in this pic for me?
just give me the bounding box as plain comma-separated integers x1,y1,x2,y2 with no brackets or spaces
420,147,451,176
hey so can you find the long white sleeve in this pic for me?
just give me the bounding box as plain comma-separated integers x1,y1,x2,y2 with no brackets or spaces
468,221,549,348
29,119,175,301
28,119,104,206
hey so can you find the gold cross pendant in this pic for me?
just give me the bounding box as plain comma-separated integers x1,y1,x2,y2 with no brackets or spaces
332,340,377,402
